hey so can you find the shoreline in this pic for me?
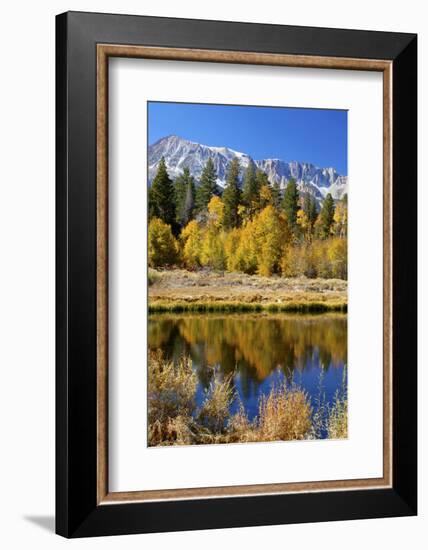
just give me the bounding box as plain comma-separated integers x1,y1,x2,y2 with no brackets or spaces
148,268,347,313
149,300,347,313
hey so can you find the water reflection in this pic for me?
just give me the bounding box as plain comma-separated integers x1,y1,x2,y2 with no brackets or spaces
148,312,347,420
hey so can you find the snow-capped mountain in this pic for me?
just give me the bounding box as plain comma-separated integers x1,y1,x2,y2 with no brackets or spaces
148,135,348,201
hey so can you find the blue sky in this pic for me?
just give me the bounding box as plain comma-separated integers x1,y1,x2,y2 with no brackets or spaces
148,102,348,175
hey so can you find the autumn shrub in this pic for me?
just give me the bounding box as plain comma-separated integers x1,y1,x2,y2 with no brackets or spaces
281,245,306,277
280,238,347,280
299,244,318,278
148,217,179,267
327,237,347,280
148,268,161,286
311,240,331,278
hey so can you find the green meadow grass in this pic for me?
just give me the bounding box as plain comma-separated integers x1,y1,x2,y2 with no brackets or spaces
148,300,347,314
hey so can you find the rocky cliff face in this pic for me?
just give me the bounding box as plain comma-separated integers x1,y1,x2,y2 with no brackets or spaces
148,135,348,201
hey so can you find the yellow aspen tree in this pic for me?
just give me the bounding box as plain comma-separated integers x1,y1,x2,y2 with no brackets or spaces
253,205,285,276
296,208,311,241
234,220,258,274
180,219,202,268
327,237,348,279
224,228,242,272
333,198,348,238
148,218,179,267
207,195,225,229
258,184,273,210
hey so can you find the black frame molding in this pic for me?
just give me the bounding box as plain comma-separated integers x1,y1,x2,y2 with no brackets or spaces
56,11,417,538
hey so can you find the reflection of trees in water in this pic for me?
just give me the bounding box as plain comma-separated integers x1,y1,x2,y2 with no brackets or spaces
148,313,347,388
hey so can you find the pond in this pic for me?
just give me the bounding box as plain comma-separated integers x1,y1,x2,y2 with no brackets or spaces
148,312,347,428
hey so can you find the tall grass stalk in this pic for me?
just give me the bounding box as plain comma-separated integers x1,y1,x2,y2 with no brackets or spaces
326,365,348,439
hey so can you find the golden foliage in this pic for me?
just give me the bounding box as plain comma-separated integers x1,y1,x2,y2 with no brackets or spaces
231,221,258,274
181,219,202,268
148,217,179,267
259,184,273,209
297,208,309,230
252,206,286,276
155,194,347,279
200,229,226,271
326,237,347,279
333,199,348,238
207,195,225,229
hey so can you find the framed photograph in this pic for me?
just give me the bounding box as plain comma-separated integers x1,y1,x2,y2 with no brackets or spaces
56,11,417,537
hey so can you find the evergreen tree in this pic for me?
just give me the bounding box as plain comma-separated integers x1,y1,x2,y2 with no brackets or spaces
195,158,217,212
183,178,195,225
281,178,300,230
309,195,318,226
222,158,242,229
149,157,176,228
302,193,311,219
174,171,187,222
271,180,281,209
252,169,269,211
302,193,318,236
242,162,259,213
174,167,195,227
319,193,335,238
255,169,268,191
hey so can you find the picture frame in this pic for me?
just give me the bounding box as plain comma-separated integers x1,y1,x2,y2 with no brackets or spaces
56,11,417,538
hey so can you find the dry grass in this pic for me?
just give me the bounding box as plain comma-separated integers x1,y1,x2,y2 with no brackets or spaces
198,371,235,433
327,394,348,439
149,268,347,292
148,351,197,446
257,384,312,441
148,352,347,446
326,367,348,439
148,268,347,313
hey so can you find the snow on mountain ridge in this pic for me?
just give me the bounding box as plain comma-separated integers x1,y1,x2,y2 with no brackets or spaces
148,135,348,201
